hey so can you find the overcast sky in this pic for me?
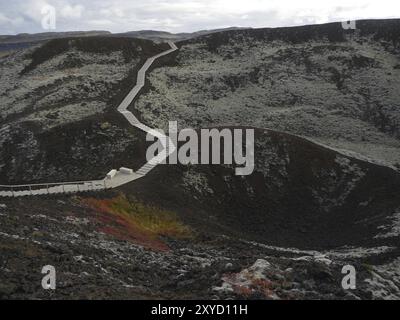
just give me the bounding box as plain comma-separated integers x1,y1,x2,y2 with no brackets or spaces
0,0,399,35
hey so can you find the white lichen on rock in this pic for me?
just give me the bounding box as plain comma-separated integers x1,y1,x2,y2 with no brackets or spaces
135,35,400,167
375,212,400,239
181,168,214,196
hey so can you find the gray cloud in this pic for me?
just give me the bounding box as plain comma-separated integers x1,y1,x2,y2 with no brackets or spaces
0,0,399,35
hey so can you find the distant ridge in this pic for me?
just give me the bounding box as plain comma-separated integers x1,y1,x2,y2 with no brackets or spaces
0,30,111,44
114,27,250,42
0,27,249,46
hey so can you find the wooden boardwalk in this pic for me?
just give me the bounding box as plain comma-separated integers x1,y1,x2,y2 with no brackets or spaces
0,41,178,197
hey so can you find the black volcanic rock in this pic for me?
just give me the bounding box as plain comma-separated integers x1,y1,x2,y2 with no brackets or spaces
1,21,400,300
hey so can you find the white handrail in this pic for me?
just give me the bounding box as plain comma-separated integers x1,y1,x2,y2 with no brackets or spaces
0,180,99,188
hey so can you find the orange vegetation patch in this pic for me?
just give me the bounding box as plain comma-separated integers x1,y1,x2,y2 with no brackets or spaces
221,272,279,299
81,194,191,252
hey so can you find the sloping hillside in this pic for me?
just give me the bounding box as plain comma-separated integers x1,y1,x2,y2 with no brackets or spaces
134,19,400,168
121,127,400,249
0,37,168,184
1,127,400,299
1,22,400,300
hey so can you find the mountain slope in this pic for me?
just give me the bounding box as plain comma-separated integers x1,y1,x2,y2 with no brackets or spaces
1,21,400,300
134,19,400,168
0,37,167,184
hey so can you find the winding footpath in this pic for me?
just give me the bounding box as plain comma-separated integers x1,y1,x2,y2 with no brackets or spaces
0,41,178,198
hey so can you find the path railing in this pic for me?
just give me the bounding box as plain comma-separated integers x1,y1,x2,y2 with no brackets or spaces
0,179,111,197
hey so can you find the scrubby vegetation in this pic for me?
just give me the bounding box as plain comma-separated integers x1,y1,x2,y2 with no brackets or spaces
82,194,191,251
21,36,164,74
